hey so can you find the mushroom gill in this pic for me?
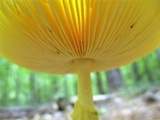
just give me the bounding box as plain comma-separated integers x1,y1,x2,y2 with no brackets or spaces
0,0,160,120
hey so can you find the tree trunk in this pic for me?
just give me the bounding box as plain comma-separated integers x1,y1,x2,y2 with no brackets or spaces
143,58,154,83
106,69,124,90
1,62,10,106
29,72,39,105
156,48,160,67
132,62,141,86
15,73,20,104
95,72,105,94
63,75,69,99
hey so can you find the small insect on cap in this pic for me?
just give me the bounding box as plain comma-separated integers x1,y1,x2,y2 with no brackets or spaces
0,0,160,120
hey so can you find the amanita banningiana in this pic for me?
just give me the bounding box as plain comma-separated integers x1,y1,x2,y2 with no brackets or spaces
0,0,160,119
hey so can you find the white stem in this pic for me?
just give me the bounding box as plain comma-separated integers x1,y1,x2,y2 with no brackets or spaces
71,59,99,120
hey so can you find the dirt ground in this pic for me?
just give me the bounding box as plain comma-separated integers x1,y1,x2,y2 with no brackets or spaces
0,87,160,120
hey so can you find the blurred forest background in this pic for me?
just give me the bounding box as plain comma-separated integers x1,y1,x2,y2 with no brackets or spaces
0,48,160,120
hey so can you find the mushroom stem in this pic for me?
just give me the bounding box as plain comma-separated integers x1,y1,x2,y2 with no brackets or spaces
71,59,99,120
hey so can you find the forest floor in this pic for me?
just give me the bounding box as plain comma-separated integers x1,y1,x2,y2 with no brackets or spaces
0,87,160,120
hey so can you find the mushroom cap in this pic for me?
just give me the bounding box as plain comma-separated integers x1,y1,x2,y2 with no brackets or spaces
0,0,160,74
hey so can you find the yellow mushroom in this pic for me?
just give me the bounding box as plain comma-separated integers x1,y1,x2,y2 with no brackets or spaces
0,0,160,120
